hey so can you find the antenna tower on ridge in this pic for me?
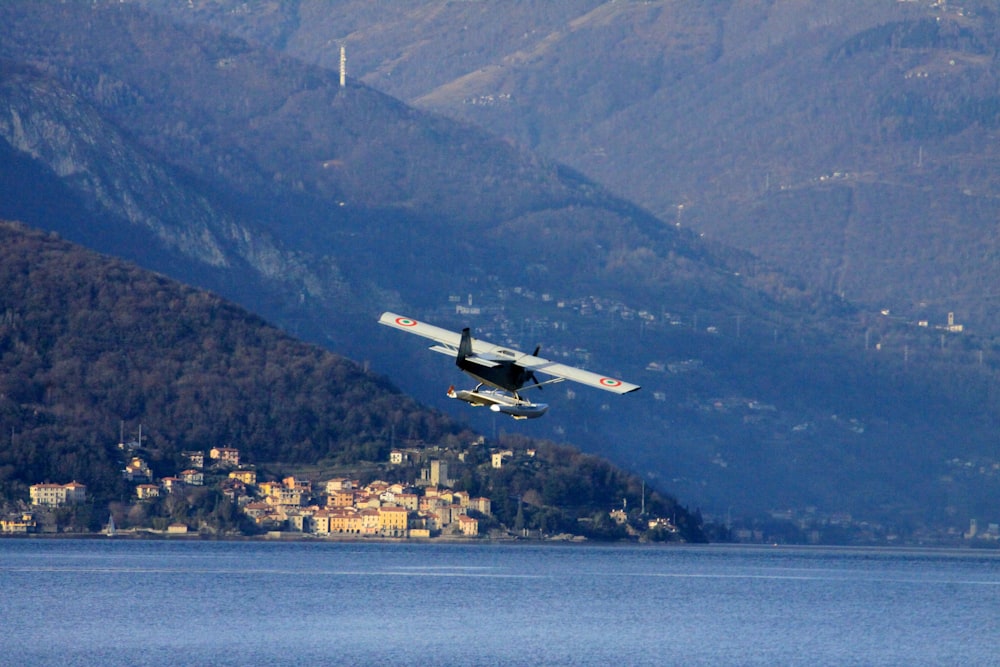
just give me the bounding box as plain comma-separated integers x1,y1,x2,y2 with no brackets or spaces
340,45,347,87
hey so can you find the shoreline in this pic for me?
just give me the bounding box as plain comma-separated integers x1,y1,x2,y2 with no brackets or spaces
4,531,999,553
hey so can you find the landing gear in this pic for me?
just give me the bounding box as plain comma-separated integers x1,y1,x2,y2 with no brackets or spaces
447,386,549,419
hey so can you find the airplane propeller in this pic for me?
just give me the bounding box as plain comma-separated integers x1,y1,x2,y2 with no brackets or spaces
525,345,542,389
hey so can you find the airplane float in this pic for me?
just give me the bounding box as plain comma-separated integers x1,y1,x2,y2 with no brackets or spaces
378,312,640,419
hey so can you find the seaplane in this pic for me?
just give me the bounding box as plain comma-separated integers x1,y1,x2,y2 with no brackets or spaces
378,312,640,419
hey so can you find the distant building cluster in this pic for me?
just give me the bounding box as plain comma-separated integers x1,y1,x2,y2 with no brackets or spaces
0,512,36,533
237,457,491,538
170,445,490,538
4,440,492,538
117,445,240,503
915,311,964,333
244,475,490,538
0,482,89,532
964,519,1000,541
2,431,684,542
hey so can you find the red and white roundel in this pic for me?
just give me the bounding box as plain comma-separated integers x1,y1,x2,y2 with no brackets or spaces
600,377,623,388
395,317,418,327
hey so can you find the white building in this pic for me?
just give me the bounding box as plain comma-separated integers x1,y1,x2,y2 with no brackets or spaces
29,482,87,506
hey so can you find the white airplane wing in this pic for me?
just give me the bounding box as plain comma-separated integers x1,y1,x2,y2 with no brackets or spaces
514,353,640,395
379,311,463,355
379,312,640,394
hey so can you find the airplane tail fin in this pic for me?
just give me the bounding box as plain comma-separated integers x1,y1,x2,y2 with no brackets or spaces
457,327,473,366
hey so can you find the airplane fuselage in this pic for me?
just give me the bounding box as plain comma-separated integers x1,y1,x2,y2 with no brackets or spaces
455,327,535,395
457,357,531,394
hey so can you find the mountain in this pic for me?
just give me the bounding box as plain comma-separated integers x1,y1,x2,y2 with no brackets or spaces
165,0,1000,336
2,1,1000,541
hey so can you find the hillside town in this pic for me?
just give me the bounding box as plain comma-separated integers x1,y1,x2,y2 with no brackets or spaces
2,435,684,541
3,443,493,538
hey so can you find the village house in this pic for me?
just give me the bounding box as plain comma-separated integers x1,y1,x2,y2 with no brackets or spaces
366,480,391,496
229,469,257,485
136,483,160,500
419,491,454,512
180,469,204,486
181,451,205,469
117,437,141,454
423,498,454,526
355,493,382,509
324,478,357,493
243,501,274,525
458,514,479,537
378,505,409,537
123,457,152,482
209,447,240,467
440,505,459,526
161,477,183,493
417,510,441,532
221,479,249,504
359,507,381,534
329,507,362,534
471,497,492,516
395,492,419,511
29,481,87,506
379,483,411,506
328,488,355,508
309,509,331,535
257,480,280,498
491,451,513,469
283,476,311,494
259,480,305,507
648,517,677,533
285,507,315,532
1,513,36,533
64,481,88,503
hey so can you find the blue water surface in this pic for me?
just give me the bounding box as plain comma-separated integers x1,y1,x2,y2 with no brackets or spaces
1,539,998,666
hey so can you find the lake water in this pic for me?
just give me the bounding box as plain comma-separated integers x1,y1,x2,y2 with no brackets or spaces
1,539,998,666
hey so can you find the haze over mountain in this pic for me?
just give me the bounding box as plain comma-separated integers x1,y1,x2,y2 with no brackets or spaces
164,0,1000,336
2,1,1000,541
